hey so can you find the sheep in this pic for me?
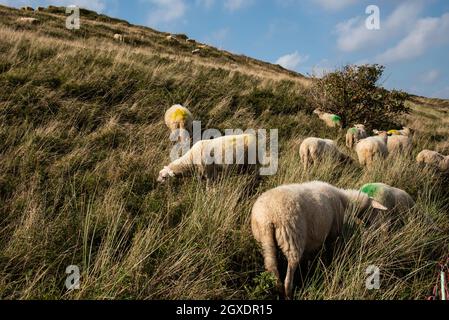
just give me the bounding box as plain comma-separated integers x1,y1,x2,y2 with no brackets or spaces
416,150,449,172
388,127,413,136
16,17,39,25
360,183,415,225
113,33,125,42
164,104,193,144
192,49,201,55
355,132,388,168
299,137,352,170
166,35,178,42
374,130,413,155
157,134,260,184
386,134,412,155
313,109,342,129
251,181,387,299
346,124,368,149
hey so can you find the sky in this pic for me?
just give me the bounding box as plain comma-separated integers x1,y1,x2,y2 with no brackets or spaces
1,0,449,99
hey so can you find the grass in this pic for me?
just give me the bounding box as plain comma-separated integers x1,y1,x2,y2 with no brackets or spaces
0,5,448,300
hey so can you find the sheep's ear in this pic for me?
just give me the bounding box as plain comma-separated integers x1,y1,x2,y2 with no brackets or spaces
370,199,388,211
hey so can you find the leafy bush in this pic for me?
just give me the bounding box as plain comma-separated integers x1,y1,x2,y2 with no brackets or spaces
310,64,409,129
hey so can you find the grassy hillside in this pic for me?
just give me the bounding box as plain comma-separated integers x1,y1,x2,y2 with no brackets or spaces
0,5,448,299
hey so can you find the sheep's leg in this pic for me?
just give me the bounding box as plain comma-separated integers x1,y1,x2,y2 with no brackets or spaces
284,257,299,300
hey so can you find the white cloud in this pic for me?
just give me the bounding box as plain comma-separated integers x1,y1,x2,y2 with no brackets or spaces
312,0,358,11
335,1,422,52
0,0,106,12
275,51,309,71
376,13,449,63
196,0,214,9
420,69,440,84
224,0,253,12
146,0,187,27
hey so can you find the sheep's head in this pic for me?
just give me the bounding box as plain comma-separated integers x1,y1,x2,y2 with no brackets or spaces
354,124,365,130
157,166,176,183
345,190,388,223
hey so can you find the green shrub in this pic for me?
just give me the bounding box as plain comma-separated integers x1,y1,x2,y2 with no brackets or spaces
310,64,409,129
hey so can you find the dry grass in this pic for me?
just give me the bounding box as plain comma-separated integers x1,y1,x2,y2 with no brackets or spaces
0,5,448,300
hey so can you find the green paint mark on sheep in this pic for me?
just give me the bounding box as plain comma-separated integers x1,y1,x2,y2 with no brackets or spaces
171,108,188,122
360,183,381,198
331,115,341,123
349,128,358,134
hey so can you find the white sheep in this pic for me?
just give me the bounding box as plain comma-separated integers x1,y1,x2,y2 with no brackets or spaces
251,181,387,299
299,137,352,170
416,150,449,172
113,33,125,42
17,17,39,25
355,132,388,168
346,124,368,149
359,183,415,225
166,35,178,42
373,130,413,155
388,127,413,136
164,104,193,144
157,134,260,184
192,49,201,55
313,109,342,129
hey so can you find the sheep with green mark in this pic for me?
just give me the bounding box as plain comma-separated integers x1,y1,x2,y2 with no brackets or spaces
299,137,352,170
164,104,193,144
416,150,449,172
251,181,387,300
346,124,368,149
313,109,342,129
360,183,415,225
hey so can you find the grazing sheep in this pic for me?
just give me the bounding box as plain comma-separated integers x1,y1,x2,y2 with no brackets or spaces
374,130,413,155
113,33,125,42
355,132,388,168
164,104,193,144
251,181,387,299
360,183,415,224
386,134,412,155
346,124,368,149
157,134,260,184
192,49,201,55
166,35,178,42
16,17,39,25
313,109,342,129
299,137,352,170
388,127,413,136
416,150,449,172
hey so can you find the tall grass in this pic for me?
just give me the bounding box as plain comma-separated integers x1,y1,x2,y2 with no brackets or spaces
0,5,448,300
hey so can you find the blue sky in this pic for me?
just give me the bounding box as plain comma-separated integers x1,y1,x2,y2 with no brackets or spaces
2,0,449,98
